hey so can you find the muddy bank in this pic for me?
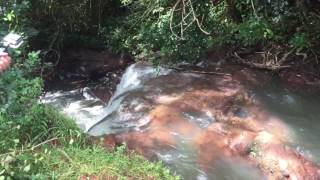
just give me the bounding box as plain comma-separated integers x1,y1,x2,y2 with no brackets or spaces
204,47,320,94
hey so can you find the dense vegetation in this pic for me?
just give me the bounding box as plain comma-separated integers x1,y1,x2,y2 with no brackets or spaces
2,0,318,65
0,0,320,179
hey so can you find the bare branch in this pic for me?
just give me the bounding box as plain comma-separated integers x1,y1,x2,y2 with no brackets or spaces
170,0,183,39
169,0,210,39
188,0,210,35
233,52,290,71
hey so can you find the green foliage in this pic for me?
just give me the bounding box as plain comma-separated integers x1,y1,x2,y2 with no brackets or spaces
0,132,85,179
234,18,274,46
102,0,216,64
100,0,320,64
3,0,319,65
0,38,84,178
290,32,310,50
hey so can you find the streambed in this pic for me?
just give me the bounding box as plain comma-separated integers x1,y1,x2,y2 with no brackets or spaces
41,63,320,179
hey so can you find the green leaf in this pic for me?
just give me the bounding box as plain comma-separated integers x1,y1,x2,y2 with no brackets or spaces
23,164,31,172
13,139,19,144
69,138,74,145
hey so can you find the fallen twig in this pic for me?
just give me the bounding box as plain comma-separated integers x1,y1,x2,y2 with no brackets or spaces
0,137,59,157
278,49,294,65
233,52,290,71
170,66,231,76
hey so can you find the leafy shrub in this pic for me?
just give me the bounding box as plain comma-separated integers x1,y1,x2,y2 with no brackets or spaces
234,18,274,46
290,32,310,50
0,44,85,178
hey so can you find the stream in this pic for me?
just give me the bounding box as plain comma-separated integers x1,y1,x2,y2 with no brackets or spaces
41,62,320,179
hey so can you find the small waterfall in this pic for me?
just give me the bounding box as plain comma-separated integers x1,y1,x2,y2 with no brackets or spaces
108,63,171,104
41,62,320,179
87,63,171,135
41,63,171,134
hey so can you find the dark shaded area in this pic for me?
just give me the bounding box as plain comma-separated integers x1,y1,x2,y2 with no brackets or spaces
44,49,133,102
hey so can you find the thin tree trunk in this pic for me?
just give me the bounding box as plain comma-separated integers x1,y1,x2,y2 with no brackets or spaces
225,0,242,23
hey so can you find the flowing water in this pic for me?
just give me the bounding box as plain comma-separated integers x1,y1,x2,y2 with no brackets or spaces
254,80,320,165
41,63,320,179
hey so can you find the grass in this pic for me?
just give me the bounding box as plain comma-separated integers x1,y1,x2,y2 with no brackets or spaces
39,145,179,180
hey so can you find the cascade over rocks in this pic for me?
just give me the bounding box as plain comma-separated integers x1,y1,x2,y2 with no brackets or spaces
43,62,320,179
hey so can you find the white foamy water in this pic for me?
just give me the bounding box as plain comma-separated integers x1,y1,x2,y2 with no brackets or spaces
108,63,171,103
87,63,172,135
40,89,105,131
41,63,171,133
